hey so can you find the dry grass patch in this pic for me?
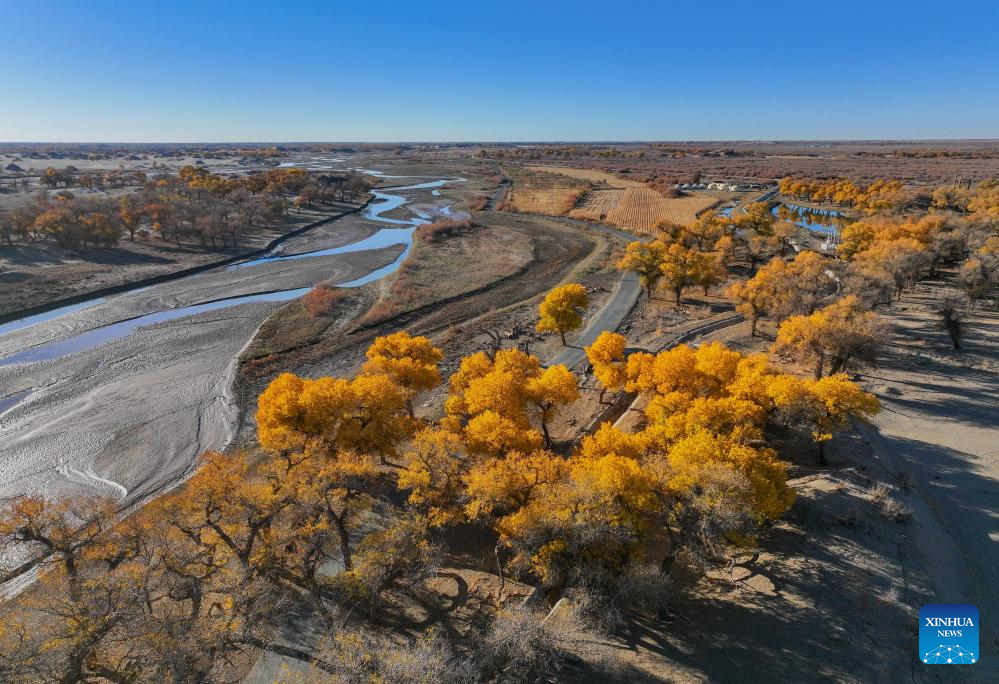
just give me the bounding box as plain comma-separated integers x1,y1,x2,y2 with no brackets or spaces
504,167,589,215
531,165,645,188
664,191,721,224
360,221,534,324
241,286,360,361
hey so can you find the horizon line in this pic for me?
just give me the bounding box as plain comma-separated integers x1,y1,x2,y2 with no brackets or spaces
2,138,999,146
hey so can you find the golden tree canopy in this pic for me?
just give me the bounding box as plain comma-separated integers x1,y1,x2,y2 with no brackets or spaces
537,283,589,343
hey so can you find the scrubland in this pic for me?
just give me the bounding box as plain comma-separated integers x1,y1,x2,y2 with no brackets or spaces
1,145,998,683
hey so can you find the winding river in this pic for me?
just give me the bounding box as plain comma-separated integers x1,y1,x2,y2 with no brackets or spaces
0,168,462,505
0,176,456,366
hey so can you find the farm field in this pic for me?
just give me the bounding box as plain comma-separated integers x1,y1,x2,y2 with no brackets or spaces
606,187,718,232
531,165,645,187
568,188,624,221
502,166,590,214
514,164,721,233
569,186,721,234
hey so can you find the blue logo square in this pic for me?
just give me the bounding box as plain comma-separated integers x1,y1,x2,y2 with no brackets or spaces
919,604,979,665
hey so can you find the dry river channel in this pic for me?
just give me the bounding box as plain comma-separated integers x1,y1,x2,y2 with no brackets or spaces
0,170,464,533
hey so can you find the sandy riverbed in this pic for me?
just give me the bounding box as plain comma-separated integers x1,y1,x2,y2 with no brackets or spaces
0,169,464,505
0,243,403,505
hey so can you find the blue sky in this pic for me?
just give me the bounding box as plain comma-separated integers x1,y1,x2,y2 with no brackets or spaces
1,0,997,142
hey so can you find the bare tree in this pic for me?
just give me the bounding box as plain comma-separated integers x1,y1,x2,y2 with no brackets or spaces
936,291,970,349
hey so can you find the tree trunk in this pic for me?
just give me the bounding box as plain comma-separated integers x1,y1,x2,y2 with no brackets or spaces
559,330,567,346
332,514,352,571
750,314,758,337
818,440,828,466
674,287,682,304
494,543,505,602
540,418,552,449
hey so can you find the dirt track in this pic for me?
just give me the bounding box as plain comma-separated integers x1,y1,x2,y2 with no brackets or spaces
860,280,999,677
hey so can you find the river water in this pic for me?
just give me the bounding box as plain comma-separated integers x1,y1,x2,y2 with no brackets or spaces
0,168,462,493
773,202,848,237
0,171,458,365
716,201,847,239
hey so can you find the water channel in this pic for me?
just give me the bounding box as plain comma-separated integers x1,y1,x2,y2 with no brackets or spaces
0,173,458,365
773,202,849,237
0,168,462,444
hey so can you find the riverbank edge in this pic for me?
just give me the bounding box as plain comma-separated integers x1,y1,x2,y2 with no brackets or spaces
0,197,374,327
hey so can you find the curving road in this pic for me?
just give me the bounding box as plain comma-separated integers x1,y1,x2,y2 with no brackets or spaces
547,267,641,369
524,213,645,370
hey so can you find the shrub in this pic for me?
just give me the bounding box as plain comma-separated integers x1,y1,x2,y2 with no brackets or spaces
476,607,574,681
310,627,477,684
302,283,344,317
880,497,913,523
565,564,671,633
414,218,471,243
870,482,912,522
561,189,586,213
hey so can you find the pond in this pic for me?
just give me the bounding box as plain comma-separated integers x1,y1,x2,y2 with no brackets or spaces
772,202,850,237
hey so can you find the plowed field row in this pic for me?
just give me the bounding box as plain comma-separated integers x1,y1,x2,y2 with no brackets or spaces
568,188,624,221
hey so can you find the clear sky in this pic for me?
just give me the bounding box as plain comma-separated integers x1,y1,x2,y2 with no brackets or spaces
2,0,997,142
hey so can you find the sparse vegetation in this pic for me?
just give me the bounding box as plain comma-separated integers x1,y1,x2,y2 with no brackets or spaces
359,218,532,325
502,167,590,215
414,217,470,243
302,282,346,317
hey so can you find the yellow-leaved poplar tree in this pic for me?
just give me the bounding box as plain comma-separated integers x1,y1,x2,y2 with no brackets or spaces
362,331,443,416
537,283,589,345
803,374,880,464
584,331,628,402
772,295,883,379
617,240,667,300
659,243,723,304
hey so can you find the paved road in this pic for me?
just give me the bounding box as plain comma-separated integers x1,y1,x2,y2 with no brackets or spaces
479,179,645,370
544,216,646,369
547,269,641,369
734,187,779,215
546,187,779,370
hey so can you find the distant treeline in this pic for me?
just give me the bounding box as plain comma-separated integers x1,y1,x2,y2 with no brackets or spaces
0,166,375,251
